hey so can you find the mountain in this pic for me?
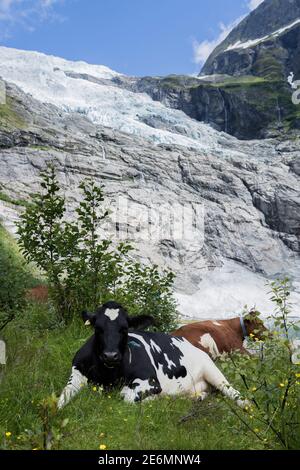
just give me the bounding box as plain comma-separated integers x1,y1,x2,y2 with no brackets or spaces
0,46,300,318
121,0,300,140
201,0,300,79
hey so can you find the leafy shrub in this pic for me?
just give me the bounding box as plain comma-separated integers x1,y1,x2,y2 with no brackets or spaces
115,263,178,332
17,166,178,330
218,279,300,449
0,225,29,330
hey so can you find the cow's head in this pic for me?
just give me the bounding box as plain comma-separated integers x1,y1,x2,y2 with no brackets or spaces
244,309,268,340
82,301,154,368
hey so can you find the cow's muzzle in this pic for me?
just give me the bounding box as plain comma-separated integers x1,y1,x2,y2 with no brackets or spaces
102,351,121,368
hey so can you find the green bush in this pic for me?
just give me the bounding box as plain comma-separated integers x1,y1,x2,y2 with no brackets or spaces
217,279,300,450
17,166,178,331
0,225,29,330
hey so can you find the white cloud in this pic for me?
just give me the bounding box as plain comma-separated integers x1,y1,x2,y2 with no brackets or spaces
0,0,65,37
193,17,244,65
248,0,264,11
193,0,265,66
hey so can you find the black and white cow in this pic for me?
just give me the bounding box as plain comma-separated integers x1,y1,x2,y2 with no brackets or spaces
58,301,249,408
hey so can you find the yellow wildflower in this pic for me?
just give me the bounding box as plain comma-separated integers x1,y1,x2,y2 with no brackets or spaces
295,373,300,378
99,444,107,450
93,386,97,392
279,383,285,388
251,387,257,392
5,432,12,438
99,432,105,438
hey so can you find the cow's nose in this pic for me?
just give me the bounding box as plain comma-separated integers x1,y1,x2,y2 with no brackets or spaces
103,352,119,363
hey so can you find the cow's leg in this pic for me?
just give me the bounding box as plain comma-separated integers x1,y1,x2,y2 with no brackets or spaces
58,367,88,409
202,359,250,408
120,378,161,403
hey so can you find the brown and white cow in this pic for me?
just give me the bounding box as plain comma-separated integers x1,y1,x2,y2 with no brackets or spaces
172,310,267,360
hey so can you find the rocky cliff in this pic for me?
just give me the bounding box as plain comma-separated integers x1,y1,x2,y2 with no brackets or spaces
201,0,300,80
0,61,300,317
131,74,299,139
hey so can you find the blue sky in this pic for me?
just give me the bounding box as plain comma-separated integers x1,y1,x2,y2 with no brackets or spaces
0,0,264,76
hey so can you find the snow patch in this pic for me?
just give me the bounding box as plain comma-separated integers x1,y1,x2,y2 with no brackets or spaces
225,18,300,51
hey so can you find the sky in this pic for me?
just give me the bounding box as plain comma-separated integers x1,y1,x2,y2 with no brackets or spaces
0,0,264,76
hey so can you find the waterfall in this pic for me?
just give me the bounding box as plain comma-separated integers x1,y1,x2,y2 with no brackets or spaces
276,98,282,125
219,89,229,133
204,91,210,124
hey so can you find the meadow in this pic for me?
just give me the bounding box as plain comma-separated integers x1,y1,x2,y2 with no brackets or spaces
0,300,299,451
0,169,299,451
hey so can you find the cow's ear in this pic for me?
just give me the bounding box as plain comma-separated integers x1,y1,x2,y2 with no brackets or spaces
128,315,155,330
81,310,96,326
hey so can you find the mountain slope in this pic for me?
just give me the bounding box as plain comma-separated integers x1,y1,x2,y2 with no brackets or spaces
0,48,300,317
131,0,300,140
0,46,234,153
201,0,300,79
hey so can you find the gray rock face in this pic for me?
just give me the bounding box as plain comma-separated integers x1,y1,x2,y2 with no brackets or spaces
0,82,299,304
131,75,295,140
201,0,300,79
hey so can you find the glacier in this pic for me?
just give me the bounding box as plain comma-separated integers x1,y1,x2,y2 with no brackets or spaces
0,46,299,321
0,46,248,155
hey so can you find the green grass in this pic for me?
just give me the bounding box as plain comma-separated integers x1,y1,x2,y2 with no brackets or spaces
0,313,280,451
0,97,26,130
0,224,25,269
209,75,266,88
0,224,41,310
0,228,298,451
0,191,30,208
29,145,54,152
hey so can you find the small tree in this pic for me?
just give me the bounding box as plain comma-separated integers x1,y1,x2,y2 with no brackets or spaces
17,166,68,318
17,166,178,329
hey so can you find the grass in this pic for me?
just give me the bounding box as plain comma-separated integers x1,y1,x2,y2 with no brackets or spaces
0,191,30,208
0,227,298,451
29,145,55,152
0,315,276,451
208,75,267,88
0,97,26,130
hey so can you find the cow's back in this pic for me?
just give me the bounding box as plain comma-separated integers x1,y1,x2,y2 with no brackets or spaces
172,320,243,358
